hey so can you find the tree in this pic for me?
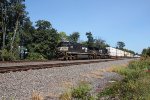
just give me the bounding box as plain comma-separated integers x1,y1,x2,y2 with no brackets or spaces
22,17,35,47
117,41,125,49
142,48,147,56
10,1,26,52
35,20,51,30
86,32,94,47
28,20,59,59
0,0,8,50
80,41,88,47
58,32,69,42
142,47,150,57
0,0,27,60
69,32,80,43
94,38,107,49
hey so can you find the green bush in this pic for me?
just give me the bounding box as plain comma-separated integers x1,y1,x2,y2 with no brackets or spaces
59,82,95,100
0,49,16,61
26,52,45,60
98,74,150,100
71,83,95,100
98,59,150,100
128,60,149,70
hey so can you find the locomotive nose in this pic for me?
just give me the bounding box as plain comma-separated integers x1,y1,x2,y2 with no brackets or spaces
57,47,69,52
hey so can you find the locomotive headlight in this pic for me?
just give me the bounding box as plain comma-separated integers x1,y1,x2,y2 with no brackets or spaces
58,47,69,51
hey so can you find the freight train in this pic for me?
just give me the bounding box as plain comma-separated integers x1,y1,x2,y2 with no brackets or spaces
56,41,134,60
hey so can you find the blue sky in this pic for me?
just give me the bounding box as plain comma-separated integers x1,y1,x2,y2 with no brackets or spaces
25,0,150,53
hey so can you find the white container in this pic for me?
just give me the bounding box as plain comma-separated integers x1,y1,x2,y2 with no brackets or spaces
106,47,126,57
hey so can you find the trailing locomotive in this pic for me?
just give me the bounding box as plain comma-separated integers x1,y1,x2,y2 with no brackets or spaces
56,41,109,60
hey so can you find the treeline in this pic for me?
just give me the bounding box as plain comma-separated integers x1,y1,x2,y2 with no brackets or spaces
0,0,137,61
0,0,109,61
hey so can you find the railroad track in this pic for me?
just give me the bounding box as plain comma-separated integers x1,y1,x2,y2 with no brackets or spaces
0,59,120,73
0,60,55,63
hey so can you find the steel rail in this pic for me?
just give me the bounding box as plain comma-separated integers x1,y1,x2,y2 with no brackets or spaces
0,59,119,73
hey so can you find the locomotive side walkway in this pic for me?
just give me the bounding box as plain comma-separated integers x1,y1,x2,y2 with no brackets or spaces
0,59,136,100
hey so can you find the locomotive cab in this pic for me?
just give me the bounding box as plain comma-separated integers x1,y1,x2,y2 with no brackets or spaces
57,41,70,52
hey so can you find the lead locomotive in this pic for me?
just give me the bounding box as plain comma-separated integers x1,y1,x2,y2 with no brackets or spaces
56,41,109,60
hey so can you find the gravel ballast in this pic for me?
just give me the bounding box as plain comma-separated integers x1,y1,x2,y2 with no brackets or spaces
0,59,135,100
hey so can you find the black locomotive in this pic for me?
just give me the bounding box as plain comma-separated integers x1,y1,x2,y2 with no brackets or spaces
56,41,110,60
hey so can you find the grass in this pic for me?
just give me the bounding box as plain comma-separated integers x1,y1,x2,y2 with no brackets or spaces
98,59,150,100
59,91,72,100
31,92,44,100
105,65,127,72
60,81,96,100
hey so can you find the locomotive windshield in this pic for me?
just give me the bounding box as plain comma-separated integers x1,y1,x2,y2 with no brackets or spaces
57,42,71,47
